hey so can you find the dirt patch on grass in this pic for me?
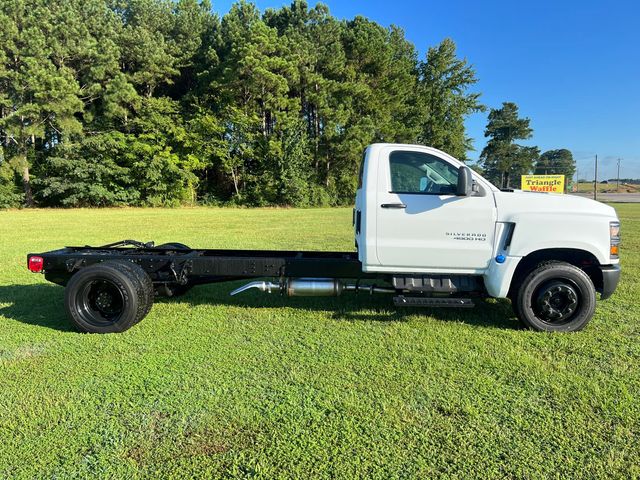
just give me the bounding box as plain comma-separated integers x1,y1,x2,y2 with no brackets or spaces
124,444,146,464
122,413,257,465
0,344,45,362
181,424,257,457
122,411,172,464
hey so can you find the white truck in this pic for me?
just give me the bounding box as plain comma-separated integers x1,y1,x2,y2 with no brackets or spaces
28,143,621,333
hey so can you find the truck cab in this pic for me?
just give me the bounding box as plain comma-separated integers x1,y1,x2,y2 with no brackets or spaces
355,143,621,330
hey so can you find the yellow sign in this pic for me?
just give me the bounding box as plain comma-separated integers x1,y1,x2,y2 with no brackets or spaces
521,175,565,193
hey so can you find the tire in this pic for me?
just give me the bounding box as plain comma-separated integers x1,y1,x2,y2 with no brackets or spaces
513,261,596,332
64,263,144,333
156,243,192,297
100,260,154,322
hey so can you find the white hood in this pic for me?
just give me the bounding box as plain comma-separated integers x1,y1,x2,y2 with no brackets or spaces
494,190,617,223
492,190,618,265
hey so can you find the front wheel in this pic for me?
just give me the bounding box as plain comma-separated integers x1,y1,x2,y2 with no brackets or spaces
513,261,596,332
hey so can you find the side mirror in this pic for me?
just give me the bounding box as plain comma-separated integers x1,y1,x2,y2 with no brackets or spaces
457,166,473,196
419,177,428,192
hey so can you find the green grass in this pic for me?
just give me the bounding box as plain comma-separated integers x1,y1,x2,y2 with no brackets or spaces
1,206,639,479
575,182,639,193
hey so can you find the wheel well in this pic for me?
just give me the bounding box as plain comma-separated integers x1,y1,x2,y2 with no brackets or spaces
508,248,603,298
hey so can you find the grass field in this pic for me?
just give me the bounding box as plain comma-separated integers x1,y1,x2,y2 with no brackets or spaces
575,182,640,194
1,206,639,479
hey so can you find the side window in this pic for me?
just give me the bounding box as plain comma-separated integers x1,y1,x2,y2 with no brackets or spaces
389,151,459,195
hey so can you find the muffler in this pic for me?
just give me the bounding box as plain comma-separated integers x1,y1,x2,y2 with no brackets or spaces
286,278,344,296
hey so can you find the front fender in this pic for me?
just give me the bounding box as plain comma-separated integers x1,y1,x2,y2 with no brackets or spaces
506,213,612,265
483,255,521,298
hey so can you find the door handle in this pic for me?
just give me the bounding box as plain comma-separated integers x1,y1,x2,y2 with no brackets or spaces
381,203,406,209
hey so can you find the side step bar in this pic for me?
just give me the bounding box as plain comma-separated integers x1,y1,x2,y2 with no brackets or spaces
393,296,475,308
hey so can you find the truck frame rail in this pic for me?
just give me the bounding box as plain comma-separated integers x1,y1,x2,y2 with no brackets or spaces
29,241,376,289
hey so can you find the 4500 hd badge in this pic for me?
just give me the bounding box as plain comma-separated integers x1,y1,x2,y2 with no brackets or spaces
446,232,488,241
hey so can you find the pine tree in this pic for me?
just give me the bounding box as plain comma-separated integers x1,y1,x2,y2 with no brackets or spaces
0,0,84,206
480,102,539,188
417,38,484,159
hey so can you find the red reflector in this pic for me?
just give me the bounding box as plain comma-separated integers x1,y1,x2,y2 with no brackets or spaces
28,256,44,273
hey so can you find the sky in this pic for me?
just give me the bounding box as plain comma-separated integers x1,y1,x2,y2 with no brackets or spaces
214,0,640,180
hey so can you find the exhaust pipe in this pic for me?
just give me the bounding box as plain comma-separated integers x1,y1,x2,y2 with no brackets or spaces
229,281,280,296
230,278,395,297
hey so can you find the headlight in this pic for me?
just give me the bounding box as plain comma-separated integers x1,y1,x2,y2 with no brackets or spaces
610,222,620,239
610,221,620,258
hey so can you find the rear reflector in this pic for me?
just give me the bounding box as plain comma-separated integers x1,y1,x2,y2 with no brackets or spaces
28,256,44,273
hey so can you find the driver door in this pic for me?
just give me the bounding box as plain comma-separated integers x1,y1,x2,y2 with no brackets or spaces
375,146,496,272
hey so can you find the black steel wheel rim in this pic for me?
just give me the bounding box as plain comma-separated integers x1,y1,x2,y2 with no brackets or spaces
76,279,125,326
533,279,580,325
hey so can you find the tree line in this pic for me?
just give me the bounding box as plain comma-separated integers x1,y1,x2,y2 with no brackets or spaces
0,0,574,208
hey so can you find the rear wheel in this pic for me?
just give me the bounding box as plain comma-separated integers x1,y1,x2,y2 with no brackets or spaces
156,242,192,297
65,263,146,333
100,260,154,322
513,261,596,332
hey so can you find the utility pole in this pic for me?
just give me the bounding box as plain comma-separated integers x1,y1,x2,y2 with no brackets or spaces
617,158,621,192
594,154,598,201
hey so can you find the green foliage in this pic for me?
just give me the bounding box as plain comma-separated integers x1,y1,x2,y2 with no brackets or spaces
33,133,138,207
0,160,22,208
0,0,485,207
535,149,576,180
468,162,484,176
265,118,313,206
417,38,484,160
480,102,539,188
